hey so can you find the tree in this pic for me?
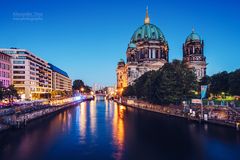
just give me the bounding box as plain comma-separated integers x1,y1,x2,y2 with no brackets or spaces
4,85,20,103
72,80,85,91
200,75,211,86
152,60,197,105
134,71,155,99
123,60,198,105
209,71,229,95
122,85,135,97
228,69,240,96
84,85,92,94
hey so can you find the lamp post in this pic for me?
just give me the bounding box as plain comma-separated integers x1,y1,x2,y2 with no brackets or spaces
80,87,85,93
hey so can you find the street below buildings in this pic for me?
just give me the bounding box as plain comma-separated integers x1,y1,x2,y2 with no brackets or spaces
0,99,240,160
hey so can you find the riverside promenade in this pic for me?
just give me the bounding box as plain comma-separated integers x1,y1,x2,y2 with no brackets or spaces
116,97,240,130
0,95,94,132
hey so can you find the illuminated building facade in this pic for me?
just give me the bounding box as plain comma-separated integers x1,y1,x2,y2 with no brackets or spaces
116,7,207,89
116,59,127,89
0,52,12,87
0,48,52,99
49,63,72,92
116,7,169,89
0,48,72,100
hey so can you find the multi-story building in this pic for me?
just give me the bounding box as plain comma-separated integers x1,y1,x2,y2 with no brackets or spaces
0,48,52,100
49,63,72,92
0,52,12,87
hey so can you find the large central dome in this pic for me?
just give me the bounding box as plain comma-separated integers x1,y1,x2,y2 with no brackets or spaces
130,23,166,43
130,7,167,44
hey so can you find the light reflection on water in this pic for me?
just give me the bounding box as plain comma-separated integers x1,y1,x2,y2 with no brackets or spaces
0,98,240,160
112,104,125,160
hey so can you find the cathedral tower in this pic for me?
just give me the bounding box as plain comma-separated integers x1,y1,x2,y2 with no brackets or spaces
183,29,207,80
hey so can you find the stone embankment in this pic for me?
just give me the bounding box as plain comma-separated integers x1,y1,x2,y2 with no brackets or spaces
0,96,94,132
116,98,240,130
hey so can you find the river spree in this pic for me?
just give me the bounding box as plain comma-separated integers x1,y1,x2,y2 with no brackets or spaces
0,99,240,160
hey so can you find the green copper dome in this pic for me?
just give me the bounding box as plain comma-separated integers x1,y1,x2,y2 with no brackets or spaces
186,30,201,42
130,24,167,43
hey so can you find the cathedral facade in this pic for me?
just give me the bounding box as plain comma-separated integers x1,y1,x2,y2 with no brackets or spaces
116,8,206,91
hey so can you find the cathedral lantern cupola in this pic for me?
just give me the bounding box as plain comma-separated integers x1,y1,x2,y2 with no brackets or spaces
183,28,207,80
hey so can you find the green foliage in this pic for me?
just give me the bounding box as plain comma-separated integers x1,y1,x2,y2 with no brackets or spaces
200,69,240,96
72,80,85,90
72,79,92,94
228,69,240,95
209,71,229,95
123,60,198,105
0,84,20,102
122,85,135,97
84,85,92,93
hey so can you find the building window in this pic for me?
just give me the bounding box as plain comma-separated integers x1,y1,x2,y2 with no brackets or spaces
13,60,25,64
156,50,159,58
13,81,25,84
13,76,25,79
30,77,35,80
13,66,25,69
13,71,25,74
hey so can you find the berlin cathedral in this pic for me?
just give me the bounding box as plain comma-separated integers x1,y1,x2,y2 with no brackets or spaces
116,7,207,90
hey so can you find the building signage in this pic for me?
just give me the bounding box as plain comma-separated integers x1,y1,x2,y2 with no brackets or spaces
201,85,208,99
192,99,202,104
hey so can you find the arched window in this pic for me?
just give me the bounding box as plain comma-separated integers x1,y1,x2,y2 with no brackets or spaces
131,54,135,61
160,48,163,58
156,50,159,58
137,34,141,40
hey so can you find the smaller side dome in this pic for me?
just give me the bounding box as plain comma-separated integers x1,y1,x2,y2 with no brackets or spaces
118,59,125,66
119,59,125,63
128,43,136,48
186,29,201,42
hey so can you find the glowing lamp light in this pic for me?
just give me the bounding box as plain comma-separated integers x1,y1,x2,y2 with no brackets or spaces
74,96,81,101
80,87,85,92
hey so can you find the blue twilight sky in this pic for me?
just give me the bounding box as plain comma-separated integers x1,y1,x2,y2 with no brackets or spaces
1,0,240,86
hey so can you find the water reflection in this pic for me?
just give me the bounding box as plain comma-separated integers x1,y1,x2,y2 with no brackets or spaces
112,103,126,160
79,102,87,143
0,100,240,160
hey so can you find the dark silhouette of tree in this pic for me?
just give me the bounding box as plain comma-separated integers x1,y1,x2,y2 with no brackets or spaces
229,69,240,96
72,80,85,91
4,85,20,103
72,79,92,94
209,71,229,95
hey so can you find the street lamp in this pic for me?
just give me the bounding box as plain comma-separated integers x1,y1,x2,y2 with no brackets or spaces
80,87,84,93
